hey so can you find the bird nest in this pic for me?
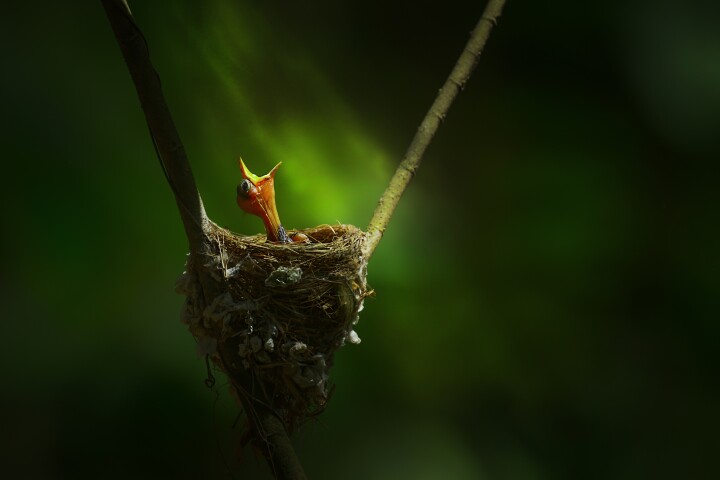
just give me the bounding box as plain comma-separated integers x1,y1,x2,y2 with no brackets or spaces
175,223,370,430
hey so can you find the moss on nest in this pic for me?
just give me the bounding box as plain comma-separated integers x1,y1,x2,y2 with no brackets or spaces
176,223,369,429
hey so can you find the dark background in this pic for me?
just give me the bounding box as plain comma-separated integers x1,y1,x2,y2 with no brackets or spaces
2,1,719,478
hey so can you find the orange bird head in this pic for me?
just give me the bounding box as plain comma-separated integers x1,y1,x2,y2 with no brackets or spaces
236,158,290,243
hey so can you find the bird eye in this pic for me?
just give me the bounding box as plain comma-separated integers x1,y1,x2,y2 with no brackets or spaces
237,179,253,198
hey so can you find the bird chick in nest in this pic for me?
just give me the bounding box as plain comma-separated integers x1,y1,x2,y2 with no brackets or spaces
236,158,308,243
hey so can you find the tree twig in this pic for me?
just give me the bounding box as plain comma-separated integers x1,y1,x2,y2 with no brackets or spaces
101,1,307,478
100,0,208,253
363,0,507,260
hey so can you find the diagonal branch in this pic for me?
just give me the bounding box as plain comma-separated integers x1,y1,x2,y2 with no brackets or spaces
363,0,507,260
101,1,307,478
101,0,208,253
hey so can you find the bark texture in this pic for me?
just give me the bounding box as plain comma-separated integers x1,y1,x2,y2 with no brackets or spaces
363,0,507,260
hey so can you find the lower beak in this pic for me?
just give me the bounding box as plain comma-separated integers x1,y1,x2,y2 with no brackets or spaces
258,188,289,243
263,203,284,242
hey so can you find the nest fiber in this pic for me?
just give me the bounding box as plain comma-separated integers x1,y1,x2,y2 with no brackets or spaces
176,224,369,429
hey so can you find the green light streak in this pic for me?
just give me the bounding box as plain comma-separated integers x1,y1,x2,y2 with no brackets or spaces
185,1,391,229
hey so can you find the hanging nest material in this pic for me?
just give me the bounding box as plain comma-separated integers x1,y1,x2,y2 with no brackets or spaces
176,223,370,430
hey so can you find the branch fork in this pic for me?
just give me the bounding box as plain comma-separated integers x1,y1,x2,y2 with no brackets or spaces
101,0,506,478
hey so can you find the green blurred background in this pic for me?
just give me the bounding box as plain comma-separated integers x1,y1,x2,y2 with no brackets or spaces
2,0,719,478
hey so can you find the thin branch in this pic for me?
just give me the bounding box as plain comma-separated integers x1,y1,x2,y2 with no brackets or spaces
101,0,208,252
218,344,309,480
363,0,507,260
101,1,307,478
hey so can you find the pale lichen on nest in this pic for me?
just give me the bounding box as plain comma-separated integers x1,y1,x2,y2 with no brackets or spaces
176,223,369,428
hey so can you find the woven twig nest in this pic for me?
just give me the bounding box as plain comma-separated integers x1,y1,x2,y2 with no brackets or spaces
176,223,369,429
